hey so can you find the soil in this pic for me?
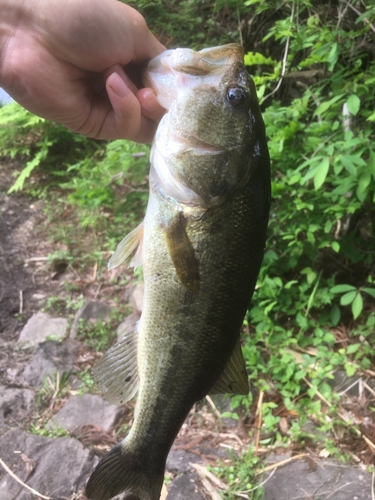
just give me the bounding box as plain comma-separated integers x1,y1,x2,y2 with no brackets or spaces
0,159,58,339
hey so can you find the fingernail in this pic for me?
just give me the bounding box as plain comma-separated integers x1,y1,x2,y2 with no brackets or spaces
141,89,160,113
108,71,130,98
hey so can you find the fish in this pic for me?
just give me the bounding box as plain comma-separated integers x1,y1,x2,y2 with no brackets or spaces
85,43,270,500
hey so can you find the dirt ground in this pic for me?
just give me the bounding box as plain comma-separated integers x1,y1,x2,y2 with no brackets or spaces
0,159,57,340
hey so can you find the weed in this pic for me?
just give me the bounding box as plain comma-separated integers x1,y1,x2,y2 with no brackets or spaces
76,310,124,352
76,368,98,395
30,422,70,439
210,447,264,500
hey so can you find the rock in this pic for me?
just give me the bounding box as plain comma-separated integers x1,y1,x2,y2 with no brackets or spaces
210,394,241,428
262,454,372,500
18,311,68,346
0,385,35,435
70,300,112,338
329,369,375,397
0,428,97,499
167,471,205,500
124,283,144,312
167,449,202,473
47,394,122,433
132,283,144,312
117,311,141,340
21,340,75,386
30,293,46,301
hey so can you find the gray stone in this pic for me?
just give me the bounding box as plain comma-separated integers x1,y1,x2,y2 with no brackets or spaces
47,393,121,433
21,340,75,386
328,369,375,397
167,471,205,500
0,385,35,435
262,454,372,500
0,428,97,499
18,311,68,346
124,283,144,312
132,283,144,312
167,449,202,473
70,300,112,338
117,311,141,340
210,394,242,428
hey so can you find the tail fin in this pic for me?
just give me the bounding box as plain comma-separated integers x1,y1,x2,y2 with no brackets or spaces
85,444,164,500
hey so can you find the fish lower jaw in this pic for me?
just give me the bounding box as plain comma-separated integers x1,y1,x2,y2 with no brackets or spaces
171,129,226,153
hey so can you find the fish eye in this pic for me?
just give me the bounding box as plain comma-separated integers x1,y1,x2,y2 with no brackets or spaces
226,87,248,108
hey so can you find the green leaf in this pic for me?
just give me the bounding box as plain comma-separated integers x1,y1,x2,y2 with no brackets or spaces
331,284,356,294
369,150,375,176
244,52,277,66
346,95,360,116
351,293,363,319
344,363,357,377
314,94,344,116
346,343,361,354
340,156,357,176
331,242,340,252
325,43,340,71
356,170,371,201
362,288,375,299
8,149,46,193
330,305,341,326
340,290,357,305
314,158,330,189
221,412,239,421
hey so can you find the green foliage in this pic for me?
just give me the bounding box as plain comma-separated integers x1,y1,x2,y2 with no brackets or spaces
129,0,246,48
30,421,70,439
244,1,375,340
76,307,128,352
77,368,97,395
0,102,97,192
211,448,264,499
221,0,375,462
62,139,150,236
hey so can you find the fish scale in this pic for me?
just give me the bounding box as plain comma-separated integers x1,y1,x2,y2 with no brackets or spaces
86,43,270,500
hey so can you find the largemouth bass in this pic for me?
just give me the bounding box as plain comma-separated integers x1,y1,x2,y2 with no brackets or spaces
86,43,270,500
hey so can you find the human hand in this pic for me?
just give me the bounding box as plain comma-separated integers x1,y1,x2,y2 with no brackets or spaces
0,0,165,142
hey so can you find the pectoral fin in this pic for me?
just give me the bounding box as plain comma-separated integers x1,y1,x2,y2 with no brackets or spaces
209,339,249,395
108,222,144,270
92,327,138,405
164,214,200,293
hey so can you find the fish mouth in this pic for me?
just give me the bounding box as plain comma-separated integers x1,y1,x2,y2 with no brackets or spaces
144,44,244,112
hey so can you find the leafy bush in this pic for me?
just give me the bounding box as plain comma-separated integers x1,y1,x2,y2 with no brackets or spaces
0,102,98,192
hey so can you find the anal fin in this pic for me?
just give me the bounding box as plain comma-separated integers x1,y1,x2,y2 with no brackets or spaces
164,213,200,293
209,339,249,396
92,328,138,405
108,222,144,270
